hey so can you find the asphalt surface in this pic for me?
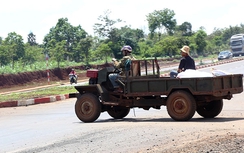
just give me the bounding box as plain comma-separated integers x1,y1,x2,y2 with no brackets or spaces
1,87,243,153
0,58,244,152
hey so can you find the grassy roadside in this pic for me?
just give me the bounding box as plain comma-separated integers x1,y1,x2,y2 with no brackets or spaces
0,86,77,102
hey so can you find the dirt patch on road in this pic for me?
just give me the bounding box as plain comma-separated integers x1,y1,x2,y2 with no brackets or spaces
154,133,244,153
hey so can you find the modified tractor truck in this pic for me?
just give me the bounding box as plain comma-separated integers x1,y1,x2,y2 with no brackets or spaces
70,58,243,123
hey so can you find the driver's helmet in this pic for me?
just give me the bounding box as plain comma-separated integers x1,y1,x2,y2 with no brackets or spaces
121,45,132,53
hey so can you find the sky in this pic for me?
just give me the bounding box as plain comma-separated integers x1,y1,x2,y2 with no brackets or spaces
0,0,243,44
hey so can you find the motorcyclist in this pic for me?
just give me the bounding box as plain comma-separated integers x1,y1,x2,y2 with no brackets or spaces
69,69,77,83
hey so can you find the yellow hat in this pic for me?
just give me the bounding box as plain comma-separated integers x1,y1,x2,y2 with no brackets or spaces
180,46,190,55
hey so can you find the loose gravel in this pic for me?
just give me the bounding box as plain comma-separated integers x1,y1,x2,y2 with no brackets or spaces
146,133,244,153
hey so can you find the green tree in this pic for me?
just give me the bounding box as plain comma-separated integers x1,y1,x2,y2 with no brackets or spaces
146,8,177,38
207,28,230,54
70,25,88,61
4,32,25,69
178,22,193,36
43,18,87,62
27,32,37,46
49,40,66,67
138,40,153,58
93,9,122,38
0,37,2,45
24,43,43,67
76,36,93,64
222,25,241,44
117,26,144,55
93,10,124,59
194,30,207,56
150,36,178,57
96,42,112,63
0,45,9,66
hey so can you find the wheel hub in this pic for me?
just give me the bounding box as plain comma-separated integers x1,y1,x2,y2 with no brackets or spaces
81,101,93,114
173,99,187,114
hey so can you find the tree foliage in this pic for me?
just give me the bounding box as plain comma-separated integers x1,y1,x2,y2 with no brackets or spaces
3,32,25,68
43,18,88,63
178,22,193,36
146,9,177,37
76,36,93,64
96,42,112,63
93,10,122,38
27,32,37,46
2,9,244,74
194,30,207,56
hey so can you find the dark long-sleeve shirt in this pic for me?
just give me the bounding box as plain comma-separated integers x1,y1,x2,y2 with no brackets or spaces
178,56,196,71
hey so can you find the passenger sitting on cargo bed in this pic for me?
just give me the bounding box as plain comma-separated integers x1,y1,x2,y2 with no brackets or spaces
170,45,196,78
109,45,136,89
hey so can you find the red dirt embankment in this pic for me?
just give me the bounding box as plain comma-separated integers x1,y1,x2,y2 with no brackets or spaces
0,58,185,90
0,63,112,90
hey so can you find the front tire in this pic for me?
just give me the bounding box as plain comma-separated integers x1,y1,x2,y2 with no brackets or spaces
75,93,101,123
107,107,130,119
70,77,74,85
196,100,223,118
166,90,196,121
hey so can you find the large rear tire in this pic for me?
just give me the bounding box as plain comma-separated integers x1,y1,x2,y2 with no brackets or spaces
75,93,101,123
166,90,196,121
196,100,223,118
107,107,130,119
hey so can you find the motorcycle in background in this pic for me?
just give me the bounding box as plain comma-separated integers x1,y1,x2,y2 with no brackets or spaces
69,74,77,84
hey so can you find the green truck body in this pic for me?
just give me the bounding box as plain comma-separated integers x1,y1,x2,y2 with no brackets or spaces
71,59,243,122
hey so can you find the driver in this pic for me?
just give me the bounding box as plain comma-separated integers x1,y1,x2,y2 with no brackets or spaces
109,45,136,90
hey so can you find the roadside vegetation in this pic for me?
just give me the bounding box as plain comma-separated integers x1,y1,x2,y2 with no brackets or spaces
1,9,244,75
0,86,77,102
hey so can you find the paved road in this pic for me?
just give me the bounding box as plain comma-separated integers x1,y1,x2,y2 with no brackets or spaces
0,60,244,153
1,93,243,153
